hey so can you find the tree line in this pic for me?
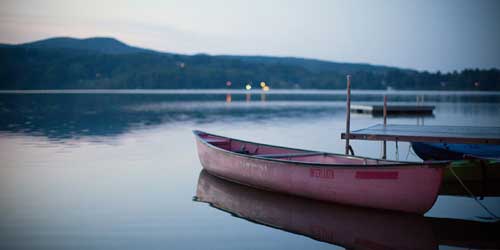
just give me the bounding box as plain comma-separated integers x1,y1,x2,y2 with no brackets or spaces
1,47,498,90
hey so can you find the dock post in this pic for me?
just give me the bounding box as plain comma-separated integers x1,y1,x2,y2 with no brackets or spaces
382,95,387,159
383,95,387,125
345,75,351,155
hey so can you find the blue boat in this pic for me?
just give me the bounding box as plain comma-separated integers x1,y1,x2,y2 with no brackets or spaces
411,142,500,161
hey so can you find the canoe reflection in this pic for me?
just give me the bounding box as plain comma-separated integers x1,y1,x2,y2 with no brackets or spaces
194,170,499,250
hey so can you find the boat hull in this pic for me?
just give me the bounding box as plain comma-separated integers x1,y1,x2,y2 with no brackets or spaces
196,170,500,250
194,132,444,214
412,142,500,161
195,170,437,250
412,142,500,182
443,160,500,182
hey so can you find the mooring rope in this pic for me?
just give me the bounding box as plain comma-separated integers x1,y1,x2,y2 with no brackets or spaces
406,144,421,160
386,141,497,220
395,140,399,161
405,144,411,160
447,164,499,221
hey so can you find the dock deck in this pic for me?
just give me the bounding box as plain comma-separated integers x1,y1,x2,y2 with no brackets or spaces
351,104,434,115
341,124,500,144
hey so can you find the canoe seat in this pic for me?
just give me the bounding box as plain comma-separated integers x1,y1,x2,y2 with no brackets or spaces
234,145,250,155
256,152,325,158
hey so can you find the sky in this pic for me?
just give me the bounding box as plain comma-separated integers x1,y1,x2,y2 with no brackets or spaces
1,0,499,72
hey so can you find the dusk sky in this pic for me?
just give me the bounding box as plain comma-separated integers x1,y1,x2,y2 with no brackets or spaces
1,0,499,72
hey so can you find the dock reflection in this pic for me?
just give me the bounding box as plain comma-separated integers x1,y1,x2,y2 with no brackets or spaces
194,170,500,250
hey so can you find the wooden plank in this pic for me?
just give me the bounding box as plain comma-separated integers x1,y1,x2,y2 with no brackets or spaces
341,124,500,144
351,105,434,115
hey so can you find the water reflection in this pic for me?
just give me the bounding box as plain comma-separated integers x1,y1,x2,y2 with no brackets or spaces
1,91,500,249
0,94,344,139
194,170,500,250
1,92,499,141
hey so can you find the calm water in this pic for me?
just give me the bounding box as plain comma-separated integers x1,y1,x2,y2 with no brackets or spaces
1,90,499,250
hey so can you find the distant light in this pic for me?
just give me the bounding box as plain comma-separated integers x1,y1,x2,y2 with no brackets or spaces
226,81,232,87
474,82,480,87
263,86,270,91
245,84,252,90
260,82,266,88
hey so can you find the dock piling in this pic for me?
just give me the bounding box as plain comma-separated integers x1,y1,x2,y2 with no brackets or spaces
382,95,387,159
345,75,351,155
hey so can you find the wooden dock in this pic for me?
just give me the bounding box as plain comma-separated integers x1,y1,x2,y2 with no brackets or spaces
341,124,500,144
351,104,434,115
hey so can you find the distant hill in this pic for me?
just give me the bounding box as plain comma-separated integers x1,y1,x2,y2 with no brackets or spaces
217,55,405,74
15,37,153,54
12,37,399,73
0,37,499,90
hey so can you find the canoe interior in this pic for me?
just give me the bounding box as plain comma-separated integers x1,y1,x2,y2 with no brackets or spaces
199,132,398,166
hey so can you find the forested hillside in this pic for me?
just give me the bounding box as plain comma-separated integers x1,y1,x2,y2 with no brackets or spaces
1,37,498,90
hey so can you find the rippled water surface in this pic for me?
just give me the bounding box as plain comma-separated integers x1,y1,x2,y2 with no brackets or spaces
1,90,499,249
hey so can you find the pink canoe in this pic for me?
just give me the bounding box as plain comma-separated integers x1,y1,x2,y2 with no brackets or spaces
193,130,446,214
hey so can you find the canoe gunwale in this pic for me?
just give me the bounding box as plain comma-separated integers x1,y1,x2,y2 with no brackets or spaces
193,130,448,169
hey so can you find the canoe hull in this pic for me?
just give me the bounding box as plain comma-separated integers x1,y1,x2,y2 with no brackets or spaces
412,142,500,161
196,170,500,250
195,170,437,250
443,160,500,182
195,132,443,214
412,142,500,182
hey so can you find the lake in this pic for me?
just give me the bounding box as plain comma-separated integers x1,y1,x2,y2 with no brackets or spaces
1,90,499,250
